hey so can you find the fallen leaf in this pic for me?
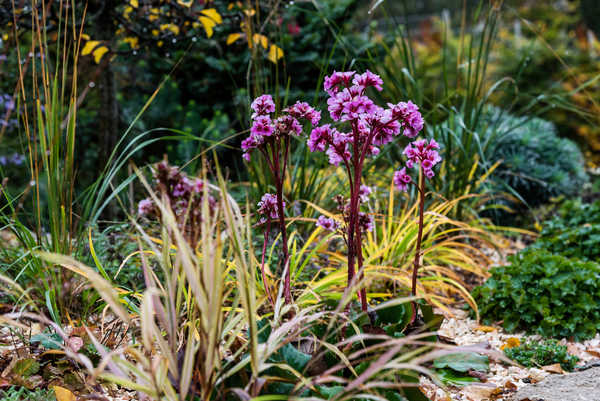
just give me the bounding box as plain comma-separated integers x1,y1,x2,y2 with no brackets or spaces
500,337,520,350
504,380,518,390
53,385,76,401
586,347,600,358
462,384,499,400
476,325,497,333
541,363,564,374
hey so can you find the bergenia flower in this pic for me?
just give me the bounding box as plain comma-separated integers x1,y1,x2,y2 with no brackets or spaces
359,185,373,202
316,215,339,232
251,94,275,119
393,167,412,192
358,212,374,233
138,198,153,215
257,193,283,222
402,138,442,179
251,115,274,137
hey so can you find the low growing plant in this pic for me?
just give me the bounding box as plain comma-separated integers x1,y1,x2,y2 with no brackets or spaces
473,248,600,340
504,339,579,371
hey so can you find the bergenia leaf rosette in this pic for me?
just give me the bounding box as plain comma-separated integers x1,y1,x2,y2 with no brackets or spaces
309,70,424,313
242,95,320,304
394,138,442,323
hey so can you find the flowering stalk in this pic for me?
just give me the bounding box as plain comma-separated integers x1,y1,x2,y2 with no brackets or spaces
311,70,424,312
394,138,442,321
243,96,320,304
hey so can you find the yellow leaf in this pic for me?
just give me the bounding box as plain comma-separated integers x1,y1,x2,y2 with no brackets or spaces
226,33,242,45
81,40,101,56
253,34,268,49
267,44,283,63
199,16,217,38
92,46,109,64
476,325,497,333
160,23,180,35
130,0,138,8
81,33,90,41
244,8,256,17
500,337,521,350
123,36,139,49
53,386,76,401
177,0,193,7
200,8,222,24
157,40,164,47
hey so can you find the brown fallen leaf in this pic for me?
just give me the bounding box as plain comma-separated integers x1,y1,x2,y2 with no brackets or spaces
504,380,518,391
585,347,600,358
53,385,76,401
541,363,564,374
462,384,500,400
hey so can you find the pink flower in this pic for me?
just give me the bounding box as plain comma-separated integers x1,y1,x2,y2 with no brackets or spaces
193,179,205,193
316,215,339,232
326,145,350,166
173,176,193,197
275,115,302,136
285,101,321,125
308,125,332,152
358,212,374,232
251,94,275,119
394,167,412,191
251,115,274,137
324,71,356,96
257,193,282,221
359,185,373,202
138,198,153,215
401,138,442,179
388,101,424,138
352,70,383,91
241,134,263,161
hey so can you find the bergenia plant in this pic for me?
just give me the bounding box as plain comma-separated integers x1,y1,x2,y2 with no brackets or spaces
394,138,442,320
310,70,424,312
138,161,216,248
242,95,320,304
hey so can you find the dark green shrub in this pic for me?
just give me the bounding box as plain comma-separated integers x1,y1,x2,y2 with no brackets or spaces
488,113,588,207
532,199,600,262
504,339,579,371
473,248,600,340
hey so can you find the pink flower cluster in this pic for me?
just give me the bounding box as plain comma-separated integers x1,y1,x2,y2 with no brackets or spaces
394,139,442,191
242,95,320,162
309,70,424,167
257,193,284,223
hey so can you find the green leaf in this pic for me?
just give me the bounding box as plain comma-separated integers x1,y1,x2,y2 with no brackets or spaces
435,368,481,386
30,333,63,350
12,358,41,377
433,352,489,373
280,343,311,372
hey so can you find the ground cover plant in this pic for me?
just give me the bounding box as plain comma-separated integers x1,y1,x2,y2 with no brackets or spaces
503,339,580,372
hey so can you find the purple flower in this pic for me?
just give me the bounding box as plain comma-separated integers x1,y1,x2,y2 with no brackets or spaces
308,125,333,152
257,193,283,221
285,101,321,125
388,101,424,138
251,115,274,137
358,212,374,233
401,138,442,180
251,94,275,119
173,176,193,197
316,215,339,232
138,198,153,215
324,71,356,96
352,70,383,91
194,179,205,193
326,145,350,166
359,185,373,202
275,115,302,136
394,167,412,191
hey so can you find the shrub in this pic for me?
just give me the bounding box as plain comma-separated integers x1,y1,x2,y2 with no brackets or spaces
504,339,579,371
473,248,600,340
532,199,600,262
489,112,587,207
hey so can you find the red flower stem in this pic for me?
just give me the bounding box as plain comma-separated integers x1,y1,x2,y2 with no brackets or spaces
261,219,274,307
410,167,426,322
356,229,368,313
